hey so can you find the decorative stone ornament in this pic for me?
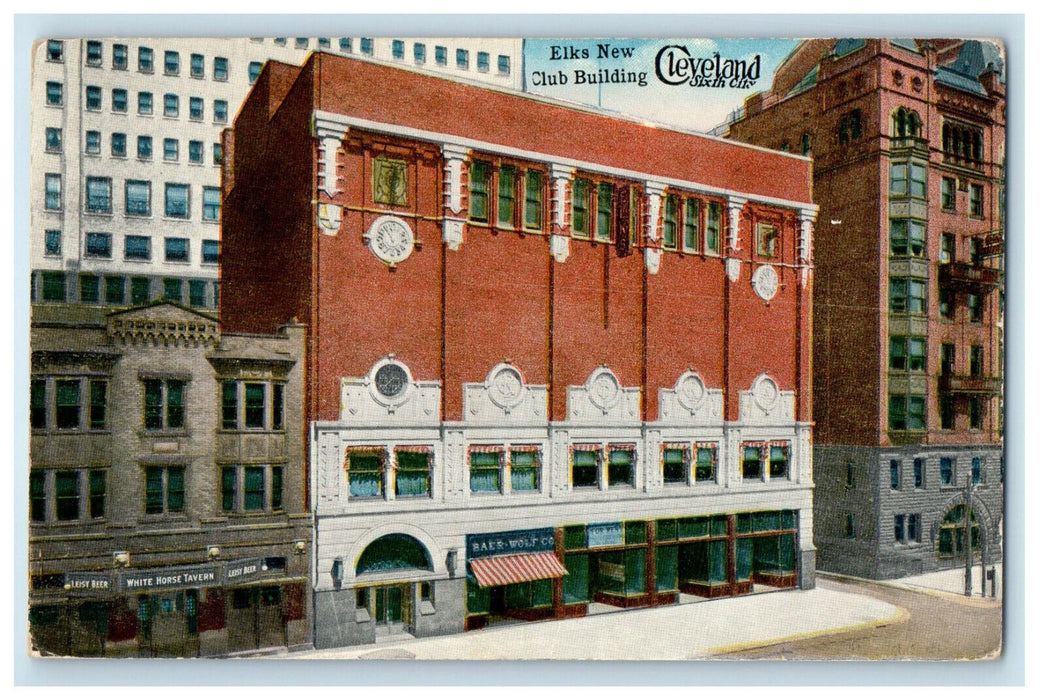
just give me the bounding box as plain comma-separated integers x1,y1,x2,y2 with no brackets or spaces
752,264,779,301
317,203,342,236
365,215,415,266
365,357,415,410
725,258,741,282
487,363,526,412
674,372,707,413
443,218,465,251
372,157,408,206
550,234,570,263
587,368,621,414
752,373,780,413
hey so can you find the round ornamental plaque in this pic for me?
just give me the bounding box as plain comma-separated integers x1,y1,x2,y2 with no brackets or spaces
753,375,779,412
676,374,706,412
374,363,409,399
589,371,620,412
752,264,779,301
367,216,415,266
489,366,525,410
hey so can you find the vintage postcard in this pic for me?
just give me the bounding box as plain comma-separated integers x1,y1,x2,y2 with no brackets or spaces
25,33,1005,663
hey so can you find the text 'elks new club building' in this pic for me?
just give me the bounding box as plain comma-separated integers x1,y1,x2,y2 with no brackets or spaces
220,52,819,647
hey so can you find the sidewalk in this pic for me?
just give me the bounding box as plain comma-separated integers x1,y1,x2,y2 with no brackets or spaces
283,586,902,661
870,562,1003,600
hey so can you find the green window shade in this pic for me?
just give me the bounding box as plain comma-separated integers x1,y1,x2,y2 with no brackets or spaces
753,511,781,532
684,198,699,250
469,162,490,222
572,179,590,235
524,170,543,229
678,517,707,539
656,519,678,541
131,277,151,304
743,446,762,479
244,466,264,511
271,466,283,510
662,195,678,248
55,470,79,520
348,454,382,498
166,380,185,429
595,183,613,241
497,165,515,226
695,447,715,481
625,549,646,595
221,466,237,511
145,466,164,514
736,513,752,534
89,470,106,518
166,467,185,512
608,449,633,486
222,381,238,429
710,515,727,536
244,383,265,428
532,578,552,607
80,274,99,303
271,384,284,430
572,450,598,487
395,452,430,497
470,451,501,493
89,380,106,429
30,472,46,521
656,545,678,591
510,450,538,491
563,553,590,603
709,541,727,583
30,379,46,429
781,510,796,529
735,538,754,581
55,379,80,429
705,202,721,253
625,520,647,545
662,448,686,484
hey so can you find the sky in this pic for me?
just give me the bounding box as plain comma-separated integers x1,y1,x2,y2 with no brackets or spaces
523,38,801,133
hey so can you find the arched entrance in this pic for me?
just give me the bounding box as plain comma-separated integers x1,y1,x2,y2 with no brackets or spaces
937,505,980,559
355,534,432,637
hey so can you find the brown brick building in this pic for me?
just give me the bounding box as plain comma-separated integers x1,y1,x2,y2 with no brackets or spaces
29,302,311,656
728,39,1004,579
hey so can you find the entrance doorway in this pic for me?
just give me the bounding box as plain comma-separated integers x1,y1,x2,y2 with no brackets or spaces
373,584,409,636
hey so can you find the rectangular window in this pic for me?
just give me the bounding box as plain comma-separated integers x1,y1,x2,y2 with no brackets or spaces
41,272,65,301
510,449,538,491
84,130,100,155
894,514,905,542
523,170,543,230
477,52,490,72
138,91,153,115
889,336,927,371
468,161,490,222
221,466,237,511
203,187,220,221
222,381,239,429
31,379,47,430
498,55,510,74
45,173,62,210
165,184,189,219
271,466,283,510
434,45,446,64
143,379,185,431
940,457,954,486
55,379,81,430
756,223,778,257
125,180,151,216
970,345,984,377
608,449,634,487
972,457,982,485
47,40,63,62
190,53,204,78
391,40,404,60
85,177,112,213
145,466,184,514
188,140,203,165
845,461,855,487
244,466,265,511
85,85,101,110
942,177,956,210
470,450,501,493
360,38,373,55
572,449,598,488
248,61,262,83
112,44,127,69
30,472,46,521
137,136,153,159
970,398,984,430
163,93,178,118
413,42,425,63
188,280,206,308
80,274,99,303
189,96,203,121
131,277,151,304
456,48,468,69
596,183,614,241
105,276,124,305
662,448,686,484
890,459,900,489
213,56,228,81
844,513,855,538
125,235,150,261
85,232,112,259
214,100,228,123
163,138,178,162
768,446,788,479
742,446,762,479
55,470,80,520
244,383,265,428
968,293,984,323
111,133,126,157
163,278,183,303
497,165,516,227
572,179,591,237
271,384,284,430
111,88,128,112
138,46,153,72
683,199,700,251
89,469,106,518
970,184,984,217
695,447,715,482
888,394,926,431
889,277,927,314
213,142,222,165
889,219,926,257
662,195,678,249
45,127,62,152
198,239,220,265
348,453,382,498
395,451,430,497
89,380,107,429
164,238,189,263
164,50,179,75
914,458,924,488
45,81,63,106
907,514,921,542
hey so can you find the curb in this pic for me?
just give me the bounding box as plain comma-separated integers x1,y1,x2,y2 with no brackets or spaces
816,571,1003,608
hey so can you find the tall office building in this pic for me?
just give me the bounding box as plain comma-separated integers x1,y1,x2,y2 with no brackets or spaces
30,37,523,310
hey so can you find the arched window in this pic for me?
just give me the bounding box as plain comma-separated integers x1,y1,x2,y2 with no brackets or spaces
937,505,979,558
891,108,922,138
356,533,432,574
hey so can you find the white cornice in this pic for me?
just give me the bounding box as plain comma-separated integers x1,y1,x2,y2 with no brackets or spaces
313,110,819,215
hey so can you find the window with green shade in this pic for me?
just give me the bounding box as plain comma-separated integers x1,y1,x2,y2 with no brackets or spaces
736,513,752,534
349,454,382,498
572,449,598,488
524,170,543,229
743,446,762,479
890,336,928,371
754,534,796,575
189,280,206,308
31,379,46,430
244,383,265,428
80,274,99,303
143,379,185,431
662,448,686,484
244,466,265,511
680,540,726,584
87,469,105,518
30,472,46,521
753,511,781,532
468,161,490,222
510,449,539,491
145,465,184,514
470,450,501,493
705,202,722,254
497,165,515,227
678,517,707,539
625,549,646,594
695,447,715,481
562,553,590,603
163,278,182,303
656,545,678,591
221,466,237,511
683,198,699,250
572,179,591,236
889,394,926,431
55,379,80,429
769,446,789,479
42,271,66,301
889,218,926,257
55,470,80,520
595,183,613,241
656,519,678,541
395,451,430,497
662,194,678,249
735,538,754,581
710,515,727,536
889,277,927,314
89,380,106,429
608,449,633,487
131,277,151,304
563,525,586,550
105,276,125,305
221,381,237,429
467,578,490,613
625,520,647,545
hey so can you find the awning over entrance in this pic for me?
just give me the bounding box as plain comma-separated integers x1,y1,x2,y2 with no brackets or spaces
468,552,567,588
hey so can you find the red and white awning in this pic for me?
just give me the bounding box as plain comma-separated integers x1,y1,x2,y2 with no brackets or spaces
468,552,568,588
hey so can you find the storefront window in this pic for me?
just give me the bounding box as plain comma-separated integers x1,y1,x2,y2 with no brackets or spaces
656,545,678,591
466,578,490,613
735,538,754,581
562,553,589,603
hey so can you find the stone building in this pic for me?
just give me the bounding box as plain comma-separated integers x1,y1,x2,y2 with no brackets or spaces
727,39,1004,579
223,52,819,647
28,301,310,656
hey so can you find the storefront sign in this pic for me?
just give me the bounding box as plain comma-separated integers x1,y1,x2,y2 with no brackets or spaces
587,522,624,548
223,558,271,584
64,572,113,594
118,564,219,592
467,528,555,559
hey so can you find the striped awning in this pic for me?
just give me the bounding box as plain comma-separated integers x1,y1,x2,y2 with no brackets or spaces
468,552,568,588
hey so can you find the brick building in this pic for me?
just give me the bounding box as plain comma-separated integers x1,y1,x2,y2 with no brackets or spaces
222,53,818,647
727,39,1004,579
29,302,310,656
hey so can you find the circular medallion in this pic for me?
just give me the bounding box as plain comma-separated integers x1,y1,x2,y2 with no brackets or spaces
374,363,409,398
589,370,620,412
752,264,779,301
490,366,525,410
367,216,415,266
676,374,706,411
753,375,779,411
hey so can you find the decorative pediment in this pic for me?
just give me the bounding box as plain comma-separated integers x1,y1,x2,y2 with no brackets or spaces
340,356,440,425
107,302,219,348
739,373,796,424
463,363,547,425
657,371,724,424
567,367,640,424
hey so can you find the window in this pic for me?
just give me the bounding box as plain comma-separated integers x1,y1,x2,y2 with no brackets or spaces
163,93,178,118
756,223,778,257
498,55,510,74
940,233,955,263
608,448,634,487
889,277,927,314
970,237,983,264
889,161,927,199
213,56,228,81
769,446,789,479
213,99,228,123
30,472,45,521
44,230,61,256
838,109,861,144
124,235,150,261
468,161,490,222
46,40,63,62
163,138,178,161
456,48,469,69
138,91,153,115
914,458,924,488
112,43,127,69
45,173,62,210
742,446,762,480
45,127,62,152
221,380,285,430
203,187,220,221
164,50,179,75
972,457,982,485
596,183,614,241
695,446,716,482
295,38,308,49
496,165,516,227
845,461,855,488
85,85,102,111
888,394,926,431
248,61,262,83
131,277,151,304
360,38,373,55
662,195,679,249
968,293,984,323
143,378,186,431
572,449,599,488
105,276,124,305
272,384,284,430
221,464,283,513
202,239,219,264
889,219,926,257
55,471,81,521
572,178,591,236
970,183,984,217
940,457,954,486
339,38,353,53
890,459,900,489
942,121,983,166
662,447,686,484
137,136,153,159
213,142,222,165
510,448,539,491
891,107,922,138
347,451,382,498
80,274,99,303
907,514,921,543
413,42,425,63
107,89,128,115
111,132,127,157
942,177,956,210
190,53,204,78
889,336,927,371
800,132,812,156
844,513,855,539
164,183,189,218
683,198,700,251
145,466,184,514
41,272,65,301
45,81,63,106
477,51,489,72
970,345,984,377
395,450,430,497
970,398,984,430
894,514,905,542
470,450,501,493
85,232,111,258
524,170,543,230
84,177,111,213
138,46,154,72
435,45,447,65
189,96,203,120
125,180,150,216
164,237,189,262
245,383,265,428
163,278,182,304
705,202,722,255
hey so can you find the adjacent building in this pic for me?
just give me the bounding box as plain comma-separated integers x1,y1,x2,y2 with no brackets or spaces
222,52,819,647
30,37,522,311
727,39,1004,579
28,301,310,656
